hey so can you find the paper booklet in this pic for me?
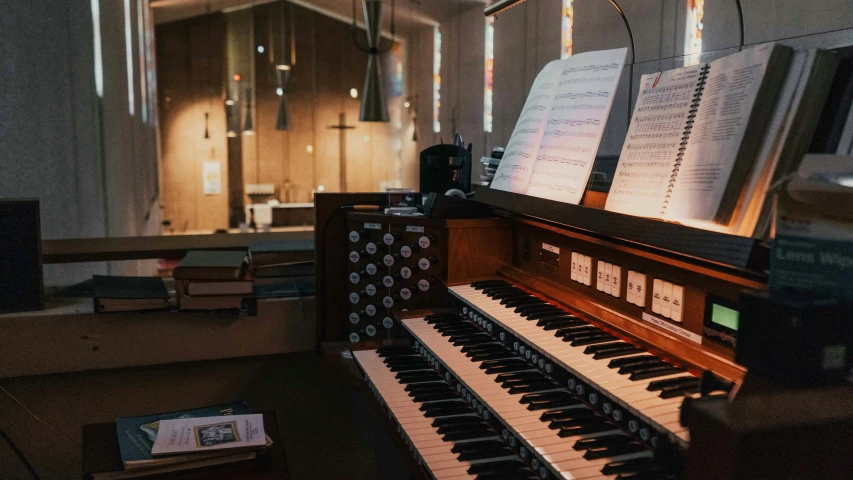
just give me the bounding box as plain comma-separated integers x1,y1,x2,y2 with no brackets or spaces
606,43,796,232
151,414,269,456
490,48,628,204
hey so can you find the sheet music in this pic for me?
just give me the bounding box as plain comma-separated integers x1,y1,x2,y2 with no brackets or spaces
491,48,627,204
605,66,705,217
490,61,563,192
666,44,779,221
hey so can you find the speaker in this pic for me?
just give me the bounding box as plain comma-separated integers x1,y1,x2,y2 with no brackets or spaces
0,199,44,313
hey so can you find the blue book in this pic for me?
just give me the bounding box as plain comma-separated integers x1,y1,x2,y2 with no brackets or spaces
116,401,251,467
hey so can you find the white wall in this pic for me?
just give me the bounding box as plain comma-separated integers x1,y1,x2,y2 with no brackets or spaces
0,0,160,285
415,0,853,180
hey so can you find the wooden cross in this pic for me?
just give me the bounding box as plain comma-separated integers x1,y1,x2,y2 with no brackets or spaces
327,113,356,192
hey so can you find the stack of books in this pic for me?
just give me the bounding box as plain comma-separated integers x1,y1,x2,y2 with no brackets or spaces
85,402,271,479
173,251,251,311
248,241,315,298
92,275,169,313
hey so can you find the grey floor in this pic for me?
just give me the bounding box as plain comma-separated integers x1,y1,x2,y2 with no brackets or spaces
0,353,416,480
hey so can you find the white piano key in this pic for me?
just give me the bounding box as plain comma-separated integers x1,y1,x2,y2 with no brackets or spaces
402,317,648,479
449,284,696,447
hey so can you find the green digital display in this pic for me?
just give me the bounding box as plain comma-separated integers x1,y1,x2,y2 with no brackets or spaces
711,304,739,331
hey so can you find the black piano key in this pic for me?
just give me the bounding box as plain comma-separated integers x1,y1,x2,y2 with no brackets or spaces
450,439,508,453
390,365,435,373
485,364,534,374
508,383,560,394
558,421,619,437
526,398,578,411
523,308,566,320
474,472,538,480
396,373,441,383
617,360,668,374
502,296,538,307
539,318,586,330
573,434,634,451
442,429,497,441
539,406,593,421
629,366,686,381
615,471,672,480
456,447,514,461
548,416,601,430
513,303,550,314
432,415,482,427
495,371,543,382
519,391,574,404
411,392,459,402
471,352,519,362
570,334,618,346
583,342,631,354
437,422,488,435
594,347,645,360
424,406,474,418
419,399,465,411
479,358,527,369
484,287,519,297
467,460,528,475
583,442,648,460
462,344,506,354
658,383,701,398
601,457,658,475
608,355,658,368
472,280,507,289
647,376,699,391
557,326,601,339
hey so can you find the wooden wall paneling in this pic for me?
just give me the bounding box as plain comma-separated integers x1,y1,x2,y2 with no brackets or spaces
342,22,371,192
158,19,195,232
253,3,287,197
313,13,345,192
285,5,319,203
157,14,228,233
191,19,229,231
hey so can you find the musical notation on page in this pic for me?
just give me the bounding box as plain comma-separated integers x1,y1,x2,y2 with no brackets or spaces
490,48,627,204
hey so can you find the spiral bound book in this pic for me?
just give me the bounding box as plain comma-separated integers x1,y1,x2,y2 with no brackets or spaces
606,44,794,230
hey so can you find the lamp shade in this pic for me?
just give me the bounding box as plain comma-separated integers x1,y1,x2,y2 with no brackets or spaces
243,87,254,134
359,0,389,122
276,65,291,131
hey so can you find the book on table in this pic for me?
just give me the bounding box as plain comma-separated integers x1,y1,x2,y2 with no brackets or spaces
84,402,271,479
172,251,247,281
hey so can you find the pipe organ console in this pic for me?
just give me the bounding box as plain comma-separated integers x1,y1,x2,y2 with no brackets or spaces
315,193,852,480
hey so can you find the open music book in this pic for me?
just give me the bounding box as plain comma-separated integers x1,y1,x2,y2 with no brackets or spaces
606,43,839,237
490,48,628,204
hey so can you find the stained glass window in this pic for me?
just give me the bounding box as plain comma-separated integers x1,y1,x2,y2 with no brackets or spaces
685,0,704,58
484,17,495,133
561,0,573,59
433,27,441,133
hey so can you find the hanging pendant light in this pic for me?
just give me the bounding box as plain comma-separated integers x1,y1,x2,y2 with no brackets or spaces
352,0,394,122
243,87,255,135
275,65,291,130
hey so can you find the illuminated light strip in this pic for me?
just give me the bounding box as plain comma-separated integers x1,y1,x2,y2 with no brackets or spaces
433,26,441,134
124,0,135,116
484,16,494,133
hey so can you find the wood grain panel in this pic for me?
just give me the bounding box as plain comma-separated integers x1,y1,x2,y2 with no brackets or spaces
157,14,229,232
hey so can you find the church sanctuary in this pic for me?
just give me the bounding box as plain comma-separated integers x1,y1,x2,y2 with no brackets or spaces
4,0,853,478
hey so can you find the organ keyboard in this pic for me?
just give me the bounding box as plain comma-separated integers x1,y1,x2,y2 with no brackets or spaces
321,193,775,478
